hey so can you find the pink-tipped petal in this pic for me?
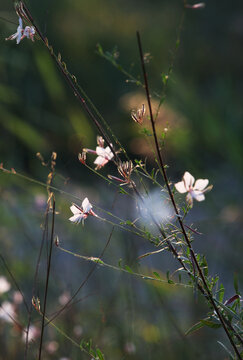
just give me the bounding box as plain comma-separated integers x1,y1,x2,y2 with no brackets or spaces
194,179,209,191
175,180,187,193
183,172,195,189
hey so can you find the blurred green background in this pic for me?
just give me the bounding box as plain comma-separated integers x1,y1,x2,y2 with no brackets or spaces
0,0,243,359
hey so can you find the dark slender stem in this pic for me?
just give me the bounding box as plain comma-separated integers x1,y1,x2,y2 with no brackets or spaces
38,200,56,360
136,31,242,359
21,2,119,163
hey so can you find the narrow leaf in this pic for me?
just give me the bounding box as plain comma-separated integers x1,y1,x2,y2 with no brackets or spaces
185,321,205,336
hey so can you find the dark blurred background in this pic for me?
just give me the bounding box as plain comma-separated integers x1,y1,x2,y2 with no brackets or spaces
0,0,243,359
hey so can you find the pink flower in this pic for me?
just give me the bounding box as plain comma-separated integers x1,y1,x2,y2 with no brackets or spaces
69,197,96,224
175,171,212,206
5,17,35,45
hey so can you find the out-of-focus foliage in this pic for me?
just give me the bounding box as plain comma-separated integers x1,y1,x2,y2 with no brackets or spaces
0,0,243,359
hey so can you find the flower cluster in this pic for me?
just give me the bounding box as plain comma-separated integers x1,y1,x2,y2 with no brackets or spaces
5,17,35,45
175,171,212,206
69,197,97,225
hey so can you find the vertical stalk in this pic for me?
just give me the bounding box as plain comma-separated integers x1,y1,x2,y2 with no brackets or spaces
136,31,241,359
38,199,55,360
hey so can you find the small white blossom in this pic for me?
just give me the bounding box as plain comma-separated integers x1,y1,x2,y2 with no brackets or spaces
94,146,114,169
69,197,96,225
175,171,212,206
83,136,114,170
0,276,11,295
5,17,35,44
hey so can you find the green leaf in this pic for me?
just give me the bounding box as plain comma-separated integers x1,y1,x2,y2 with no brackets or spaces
119,187,127,195
166,271,174,284
214,298,241,322
201,256,208,276
125,220,133,226
96,348,105,360
218,284,225,303
118,259,122,268
185,321,205,336
153,272,161,279
124,265,133,274
151,168,155,179
200,319,221,329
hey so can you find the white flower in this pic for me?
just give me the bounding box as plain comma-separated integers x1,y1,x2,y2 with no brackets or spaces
5,17,35,44
94,146,114,169
83,136,114,170
69,197,96,224
175,171,212,206
5,17,23,44
0,276,11,295
22,26,35,42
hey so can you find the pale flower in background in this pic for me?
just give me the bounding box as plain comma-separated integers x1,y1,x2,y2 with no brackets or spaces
175,171,212,206
45,341,59,354
69,197,97,225
58,291,71,305
0,276,11,295
0,301,16,323
22,325,40,343
13,291,23,305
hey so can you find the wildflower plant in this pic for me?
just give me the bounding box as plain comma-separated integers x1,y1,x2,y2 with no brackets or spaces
1,1,242,360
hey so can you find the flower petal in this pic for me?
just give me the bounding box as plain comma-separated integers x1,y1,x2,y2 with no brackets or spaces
82,197,92,213
174,180,187,193
69,214,84,224
183,172,195,189
70,204,82,215
104,146,114,160
94,155,108,167
96,146,106,156
194,179,209,191
193,191,205,202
